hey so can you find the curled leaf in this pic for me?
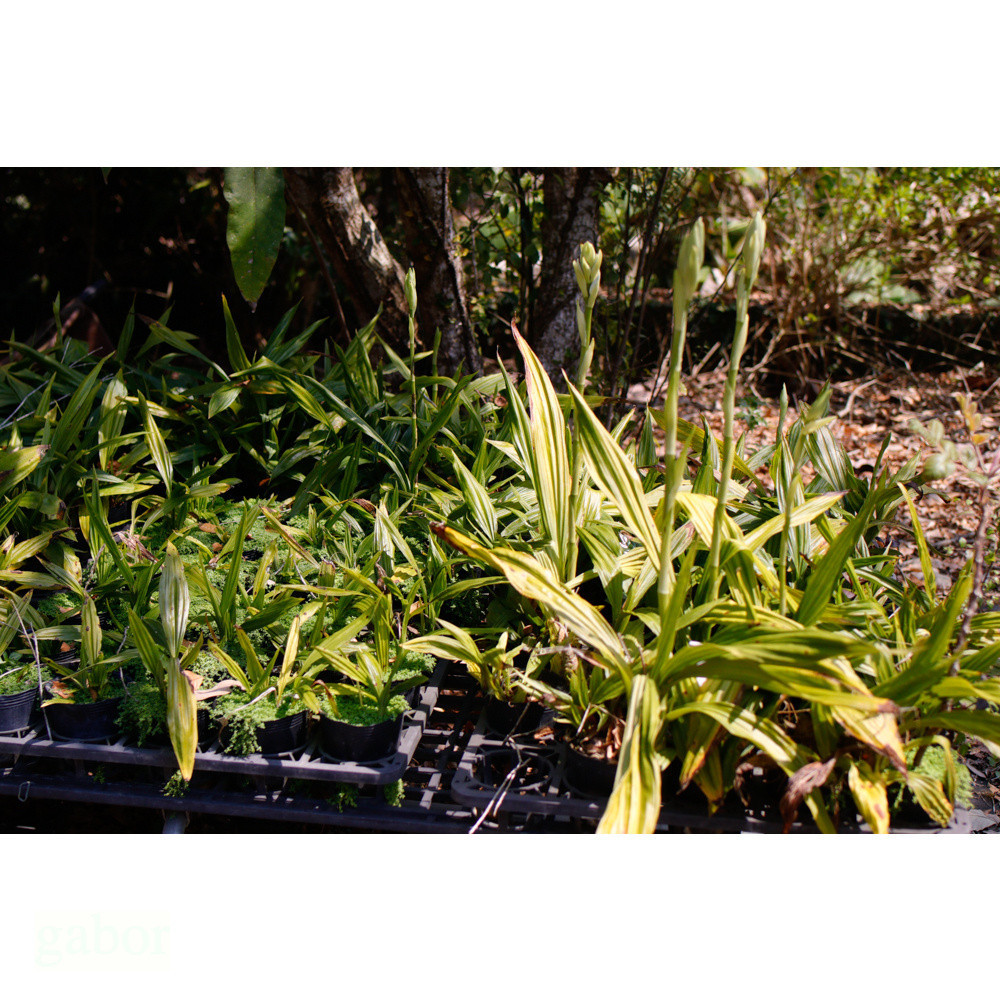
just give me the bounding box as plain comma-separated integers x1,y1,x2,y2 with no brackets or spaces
780,757,837,833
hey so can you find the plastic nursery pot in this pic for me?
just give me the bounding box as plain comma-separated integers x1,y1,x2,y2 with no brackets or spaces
43,696,123,742
475,747,553,793
564,743,618,798
484,697,549,737
320,711,404,763
0,687,38,734
256,711,308,756
221,710,309,757
196,707,219,747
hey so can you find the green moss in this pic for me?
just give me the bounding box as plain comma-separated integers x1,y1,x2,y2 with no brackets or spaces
162,771,189,798
327,783,359,812
211,689,306,756
392,647,434,683
116,679,166,747
36,592,82,620
383,779,404,807
893,744,975,812
190,651,229,686
320,693,407,727
0,657,53,697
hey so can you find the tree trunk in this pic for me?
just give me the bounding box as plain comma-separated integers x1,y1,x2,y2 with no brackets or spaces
283,167,409,350
395,167,481,376
533,168,604,388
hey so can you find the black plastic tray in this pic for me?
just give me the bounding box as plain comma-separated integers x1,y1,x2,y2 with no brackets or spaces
0,661,446,788
449,704,990,834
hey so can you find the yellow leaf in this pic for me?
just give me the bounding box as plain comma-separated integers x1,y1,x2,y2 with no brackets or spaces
848,761,890,834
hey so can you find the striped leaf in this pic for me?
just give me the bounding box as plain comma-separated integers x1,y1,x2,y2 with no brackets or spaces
512,327,573,575
138,392,172,493
159,542,189,661
98,371,128,471
597,676,662,834
432,522,630,678
450,450,498,542
80,597,101,671
742,492,846,552
568,382,660,564
166,659,198,781
0,445,48,496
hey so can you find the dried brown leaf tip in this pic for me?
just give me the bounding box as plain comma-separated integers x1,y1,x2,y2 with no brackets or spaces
780,758,837,833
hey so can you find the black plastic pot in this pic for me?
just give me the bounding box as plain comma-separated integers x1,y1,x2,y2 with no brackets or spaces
219,709,309,756
196,707,219,747
484,698,549,737
256,711,308,755
44,696,123,742
476,748,553,793
221,710,308,757
0,686,38,734
320,711,404,762
564,744,617,797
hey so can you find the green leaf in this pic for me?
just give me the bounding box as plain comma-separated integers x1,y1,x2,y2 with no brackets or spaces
223,167,285,306
84,480,135,590
81,597,101,671
208,384,242,419
897,483,936,604
127,608,166,691
796,487,879,627
875,568,972,705
159,542,189,660
138,392,172,493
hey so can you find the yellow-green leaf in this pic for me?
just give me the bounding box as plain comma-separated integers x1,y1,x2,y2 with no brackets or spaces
848,761,890,834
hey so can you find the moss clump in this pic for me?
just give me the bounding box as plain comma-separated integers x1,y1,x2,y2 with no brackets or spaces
391,647,434,684
211,690,305,756
36,592,83,620
116,678,166,747
892,744,975,813
383,779,404,807
320,693,408,727
162,771,189,798
0,657,53,697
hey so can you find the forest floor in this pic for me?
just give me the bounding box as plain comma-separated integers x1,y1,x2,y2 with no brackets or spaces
630,363,1000,610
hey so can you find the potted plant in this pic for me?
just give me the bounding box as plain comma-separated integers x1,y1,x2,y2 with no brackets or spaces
0,593,52,734
404,619,550,736
41,596,133,741
207,614,321,756
312,594,425,762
